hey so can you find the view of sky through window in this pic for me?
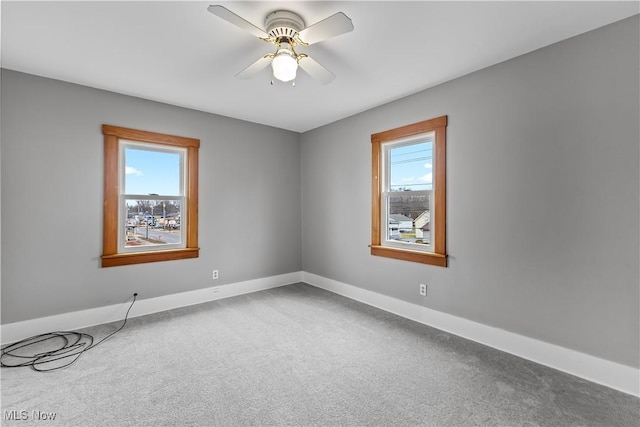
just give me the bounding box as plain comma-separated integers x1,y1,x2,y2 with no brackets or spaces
389,140,433,191
125,147,182,195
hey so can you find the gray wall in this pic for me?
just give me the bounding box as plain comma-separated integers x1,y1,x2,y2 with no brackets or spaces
1,69,302,323
301,16,639,368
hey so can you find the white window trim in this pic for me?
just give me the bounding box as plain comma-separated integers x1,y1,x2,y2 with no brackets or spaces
380,133,435,254
118,140,187,253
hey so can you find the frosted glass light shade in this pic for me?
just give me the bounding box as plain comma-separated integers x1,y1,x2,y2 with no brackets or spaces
272,50,298,82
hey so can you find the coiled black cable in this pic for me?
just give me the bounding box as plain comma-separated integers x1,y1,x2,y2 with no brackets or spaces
1,293,137,372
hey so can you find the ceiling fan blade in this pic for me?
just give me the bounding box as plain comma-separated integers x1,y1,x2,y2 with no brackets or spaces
236,54,273,79
207,5,268,39
298,56,335,85
298,12,354,45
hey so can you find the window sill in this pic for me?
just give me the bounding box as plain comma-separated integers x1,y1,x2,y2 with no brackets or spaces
101,248,199,268
370,245,447,267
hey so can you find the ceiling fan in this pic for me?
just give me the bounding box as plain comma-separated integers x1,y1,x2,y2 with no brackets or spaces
207,5,354,85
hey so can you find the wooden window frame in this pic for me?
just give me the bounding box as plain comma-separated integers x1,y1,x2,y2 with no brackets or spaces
101,125,199,267
370,115,448,267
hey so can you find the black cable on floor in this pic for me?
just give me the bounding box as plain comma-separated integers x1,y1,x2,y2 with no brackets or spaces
0,293,138,372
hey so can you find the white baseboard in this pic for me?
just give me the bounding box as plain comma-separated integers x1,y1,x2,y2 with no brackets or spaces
3,270,637,397
302,272,640,397
1,271,302,346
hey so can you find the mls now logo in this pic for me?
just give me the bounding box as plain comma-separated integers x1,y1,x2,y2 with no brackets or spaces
4,409,57,421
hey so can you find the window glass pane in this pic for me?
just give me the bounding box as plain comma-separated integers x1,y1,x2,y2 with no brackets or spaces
124,199,182,248
125,147,182,196
387,193,431,246
389,140,433,191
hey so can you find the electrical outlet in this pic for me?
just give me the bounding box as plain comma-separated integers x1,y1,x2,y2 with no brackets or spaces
419,283,427,296
212,269,219,280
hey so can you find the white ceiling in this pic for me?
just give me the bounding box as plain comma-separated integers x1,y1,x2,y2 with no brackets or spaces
2,1,638,133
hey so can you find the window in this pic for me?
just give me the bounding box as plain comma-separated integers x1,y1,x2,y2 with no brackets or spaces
102,125,199,267
370,116,447,266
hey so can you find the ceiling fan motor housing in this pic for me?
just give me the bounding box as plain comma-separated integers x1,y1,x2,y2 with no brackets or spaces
265,10,305,41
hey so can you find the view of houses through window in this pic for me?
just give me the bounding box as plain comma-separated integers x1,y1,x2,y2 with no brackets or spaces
124,200,182,247
385,139,433,247
121,143,185,250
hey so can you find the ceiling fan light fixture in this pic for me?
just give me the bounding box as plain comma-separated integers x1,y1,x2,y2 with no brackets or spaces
209,5,354,85
272,49,298,82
